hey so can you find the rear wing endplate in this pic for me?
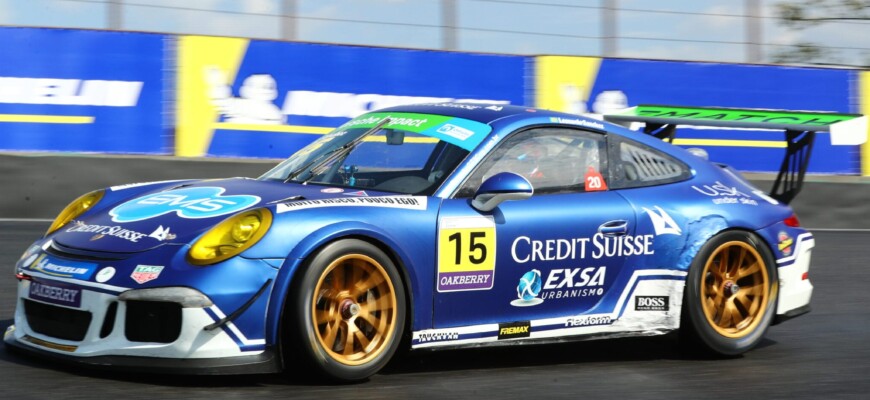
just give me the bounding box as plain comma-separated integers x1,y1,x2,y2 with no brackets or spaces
604,105,868,204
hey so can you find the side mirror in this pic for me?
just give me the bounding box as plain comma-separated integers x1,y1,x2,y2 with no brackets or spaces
471,172,533,212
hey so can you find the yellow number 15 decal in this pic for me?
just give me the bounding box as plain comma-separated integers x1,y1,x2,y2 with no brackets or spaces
437,216,496,292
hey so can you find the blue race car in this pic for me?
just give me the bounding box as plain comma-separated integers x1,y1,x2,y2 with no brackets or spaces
6,103,866,381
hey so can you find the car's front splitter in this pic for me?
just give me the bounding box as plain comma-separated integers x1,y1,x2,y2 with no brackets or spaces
3,325,281,375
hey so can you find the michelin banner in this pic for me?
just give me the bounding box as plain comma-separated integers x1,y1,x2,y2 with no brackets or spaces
535,57,859,174
0,27,865,175
0,28,165,154
176,36,527,158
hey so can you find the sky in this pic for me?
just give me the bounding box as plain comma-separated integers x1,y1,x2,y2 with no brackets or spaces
0,0,867,67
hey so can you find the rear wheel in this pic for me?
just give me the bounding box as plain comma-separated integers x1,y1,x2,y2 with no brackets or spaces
285,239,405,382
681,231,778,355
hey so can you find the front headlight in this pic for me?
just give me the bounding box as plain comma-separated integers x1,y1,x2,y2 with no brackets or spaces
46,189,105,235
187,208,273,265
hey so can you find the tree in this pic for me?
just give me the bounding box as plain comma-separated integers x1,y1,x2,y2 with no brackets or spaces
772,0,870,66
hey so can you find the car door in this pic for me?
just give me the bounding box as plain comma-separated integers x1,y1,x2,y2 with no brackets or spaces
433,127,640,331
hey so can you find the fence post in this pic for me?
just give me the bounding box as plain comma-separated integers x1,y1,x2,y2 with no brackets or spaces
442,0,457,51
107,0,122,30
601,0,617,57
283,0,297,41
745,0,762,63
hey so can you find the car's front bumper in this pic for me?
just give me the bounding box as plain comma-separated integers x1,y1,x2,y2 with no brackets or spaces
7,242,283,375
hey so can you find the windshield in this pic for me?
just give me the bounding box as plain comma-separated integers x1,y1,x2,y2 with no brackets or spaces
259,112,491,196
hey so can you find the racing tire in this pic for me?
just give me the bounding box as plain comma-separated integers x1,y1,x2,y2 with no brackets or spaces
285,239,406,382
680,230,778,356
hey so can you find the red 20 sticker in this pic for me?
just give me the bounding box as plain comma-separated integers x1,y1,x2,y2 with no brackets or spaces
584,166,607,192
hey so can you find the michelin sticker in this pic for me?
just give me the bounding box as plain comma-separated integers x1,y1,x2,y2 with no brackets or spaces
276,196,427,213
110,187,260,222
25,254,97,280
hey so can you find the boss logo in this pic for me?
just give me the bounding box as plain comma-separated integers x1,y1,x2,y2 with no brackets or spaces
635,296,669,311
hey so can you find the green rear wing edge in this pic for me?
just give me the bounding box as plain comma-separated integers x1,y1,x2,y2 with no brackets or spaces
603,105,868,204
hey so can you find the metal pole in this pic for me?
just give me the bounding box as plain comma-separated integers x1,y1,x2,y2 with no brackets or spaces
282,0,297,41
107,0,122,30
601,0,617,57
442,0,457,51
745,0,762,63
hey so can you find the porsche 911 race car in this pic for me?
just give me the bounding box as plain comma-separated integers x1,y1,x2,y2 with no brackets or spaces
6,103,866,381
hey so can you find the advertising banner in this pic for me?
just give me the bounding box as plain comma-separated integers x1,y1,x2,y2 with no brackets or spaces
0,28,166,154
176,36,527,159
535,56,857,174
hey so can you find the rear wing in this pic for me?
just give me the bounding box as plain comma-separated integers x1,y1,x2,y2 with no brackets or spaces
603,105,867,204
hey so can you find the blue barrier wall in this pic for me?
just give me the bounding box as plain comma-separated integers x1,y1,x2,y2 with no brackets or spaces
175,36,527,159
535,56,858,174
0,28,167,154
0,27,864,174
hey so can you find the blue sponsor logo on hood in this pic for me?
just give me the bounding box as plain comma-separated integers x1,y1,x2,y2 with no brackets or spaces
110,187,261,223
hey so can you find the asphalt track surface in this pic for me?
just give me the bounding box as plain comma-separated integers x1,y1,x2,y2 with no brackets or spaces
1,222,868,399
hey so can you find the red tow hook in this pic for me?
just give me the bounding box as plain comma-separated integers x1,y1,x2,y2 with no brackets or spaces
15,272,31,281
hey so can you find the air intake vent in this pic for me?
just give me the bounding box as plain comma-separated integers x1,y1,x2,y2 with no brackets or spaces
622,144,683,181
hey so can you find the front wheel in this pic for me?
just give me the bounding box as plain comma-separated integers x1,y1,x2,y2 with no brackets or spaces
285,239,406,382
681,230,778,355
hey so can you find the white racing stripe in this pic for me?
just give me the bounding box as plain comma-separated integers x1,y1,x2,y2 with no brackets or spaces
776,233,814,265
207,305,266,346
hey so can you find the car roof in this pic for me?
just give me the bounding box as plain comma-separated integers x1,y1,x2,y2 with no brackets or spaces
374,102,693,162
374,102,562,125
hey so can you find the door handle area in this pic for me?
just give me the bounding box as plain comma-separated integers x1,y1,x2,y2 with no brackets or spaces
598,220,628,236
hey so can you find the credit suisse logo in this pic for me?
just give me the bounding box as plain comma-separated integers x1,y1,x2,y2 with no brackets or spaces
110,187,260,223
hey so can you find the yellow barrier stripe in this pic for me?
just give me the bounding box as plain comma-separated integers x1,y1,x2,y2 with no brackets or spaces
0,114,94,124
672,138,786,148
215,123,334,134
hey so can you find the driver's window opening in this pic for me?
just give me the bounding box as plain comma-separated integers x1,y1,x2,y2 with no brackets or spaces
458,128,605,197
260,127,471,196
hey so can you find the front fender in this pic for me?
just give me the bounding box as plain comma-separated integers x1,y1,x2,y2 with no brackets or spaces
263,220,435,346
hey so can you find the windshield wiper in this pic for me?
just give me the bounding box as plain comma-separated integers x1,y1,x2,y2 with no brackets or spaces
284,118,392,183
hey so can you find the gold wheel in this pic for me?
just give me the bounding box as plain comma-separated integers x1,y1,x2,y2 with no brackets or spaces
700,240,770,338
311,254,398,366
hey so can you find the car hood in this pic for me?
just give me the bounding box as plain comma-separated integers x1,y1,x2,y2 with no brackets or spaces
52,178,394,253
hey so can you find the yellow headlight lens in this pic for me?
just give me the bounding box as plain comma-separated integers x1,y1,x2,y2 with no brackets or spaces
46,190,105,235
187,208,273,266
